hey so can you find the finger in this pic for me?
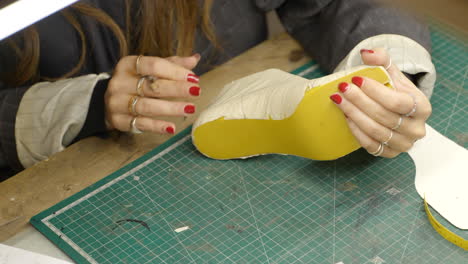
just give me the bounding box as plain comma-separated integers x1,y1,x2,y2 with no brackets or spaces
107,75,153,97
338,82,401,130
337,82,426,140
340,80,427,138
330,93,414,152
166,54,201,70
384,114,426,140
131,56,199,82
346,118,401,158
360,47,401,80
108,76,201,98
360,47,421,99
150,79,201,98
350,76,421,117
136,98,196,117
108,95,196,117
110,114,176,134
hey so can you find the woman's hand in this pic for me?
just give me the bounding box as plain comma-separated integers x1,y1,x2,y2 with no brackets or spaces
330,48,432,158
105,54,201,134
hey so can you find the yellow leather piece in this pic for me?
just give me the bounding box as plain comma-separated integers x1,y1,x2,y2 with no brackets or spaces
193,67,392,160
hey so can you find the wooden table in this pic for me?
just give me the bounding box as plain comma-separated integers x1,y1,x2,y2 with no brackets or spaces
386,0,468,36
0,33,310,242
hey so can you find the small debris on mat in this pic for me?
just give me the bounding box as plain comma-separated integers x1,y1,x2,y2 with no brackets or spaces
174,226,190,233
370,256,385,264
113,219,150,231
337,182,358,192
386,188,401,195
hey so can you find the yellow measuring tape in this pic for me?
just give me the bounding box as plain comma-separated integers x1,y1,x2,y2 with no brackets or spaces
424,198,468,250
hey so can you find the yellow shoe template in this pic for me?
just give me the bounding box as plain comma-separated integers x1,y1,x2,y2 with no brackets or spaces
192,66,392,160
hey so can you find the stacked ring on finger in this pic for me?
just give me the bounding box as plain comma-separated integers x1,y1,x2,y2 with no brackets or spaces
382,130,393,145
136,76,157,97
385,57,392,70
136,76,146,96
389,93,416,131
135,55,143,76
404,93,417,117
130,117,143,134
369,143,385,157
392,116,403,130
128,95,140,116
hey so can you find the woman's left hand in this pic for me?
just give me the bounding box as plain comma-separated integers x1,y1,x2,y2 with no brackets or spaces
330,48,432,158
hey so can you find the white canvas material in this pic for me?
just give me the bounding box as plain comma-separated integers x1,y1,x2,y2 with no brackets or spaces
15,73,110,168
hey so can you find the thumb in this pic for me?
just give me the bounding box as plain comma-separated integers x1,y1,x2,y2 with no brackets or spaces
360,48,402,80
167,53,201,70
360,48,418,93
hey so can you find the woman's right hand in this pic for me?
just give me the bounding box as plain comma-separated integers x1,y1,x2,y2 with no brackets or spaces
104,54,201,134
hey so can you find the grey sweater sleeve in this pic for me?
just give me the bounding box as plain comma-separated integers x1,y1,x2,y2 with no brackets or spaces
0,83,29,171
262,0,432,73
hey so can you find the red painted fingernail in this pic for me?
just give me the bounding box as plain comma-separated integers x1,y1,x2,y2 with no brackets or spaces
187,74,199,84
338,82,349,93
352,76,364,88
166,127,175,134
330,94,342,104
360,49,374,54
189,86,200,96
184,105,196,114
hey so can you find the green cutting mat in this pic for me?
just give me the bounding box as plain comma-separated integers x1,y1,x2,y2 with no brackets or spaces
31,23,467,264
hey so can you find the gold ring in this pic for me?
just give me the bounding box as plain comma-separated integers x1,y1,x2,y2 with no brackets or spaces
136,76,146,96
135,55,143,75
128,95,140,116
130,117,143,134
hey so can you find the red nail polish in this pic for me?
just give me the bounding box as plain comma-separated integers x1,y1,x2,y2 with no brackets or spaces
330,94,342,104
184,105,196,114
360,49,375,54
338,82,349,93
166,127,175,134
187,74,199,84
352,76,364,88
189,86,200,96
